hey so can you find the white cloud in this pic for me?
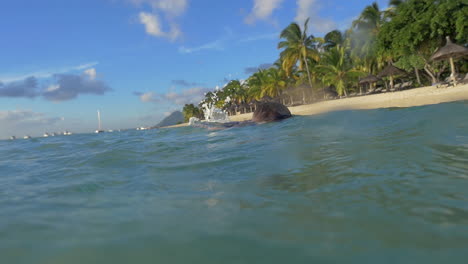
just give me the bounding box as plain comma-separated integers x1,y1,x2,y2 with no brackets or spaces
138,12,181,41
133,0,187,41
152,0,187,16
139,91,158,102
132,0,187,16
139,12,165,37
295,0,336,34
84,68,97,80
46,84,60,92
245,0,284,24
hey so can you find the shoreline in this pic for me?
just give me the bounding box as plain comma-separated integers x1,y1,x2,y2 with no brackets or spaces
162,83,468,128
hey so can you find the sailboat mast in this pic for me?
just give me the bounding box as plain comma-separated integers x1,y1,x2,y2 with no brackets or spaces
97,110,102,131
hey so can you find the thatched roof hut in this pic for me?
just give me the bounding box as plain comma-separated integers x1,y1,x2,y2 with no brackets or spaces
431,36,468,61
431,36,468,86
359,74,380,84
378,65,406,90
378,65,406,78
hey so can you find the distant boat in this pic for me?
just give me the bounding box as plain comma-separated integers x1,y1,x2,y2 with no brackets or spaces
10,136,16,140
63,131,72,136
43,133,50,137
23,135,31,139
95,110,104,133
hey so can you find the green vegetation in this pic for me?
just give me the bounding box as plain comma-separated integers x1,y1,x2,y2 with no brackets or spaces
182,104,204,122
197,0,467,115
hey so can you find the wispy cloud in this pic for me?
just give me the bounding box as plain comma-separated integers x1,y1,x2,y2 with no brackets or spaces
245,0,284,24
179,28,233,54
171,79,201,87
0,62,99,83
135,87,210,105
0,109,65,139
295,0,336,34
0,109,63,125
179,39,225,54
238,32,279,43
179,30,278,54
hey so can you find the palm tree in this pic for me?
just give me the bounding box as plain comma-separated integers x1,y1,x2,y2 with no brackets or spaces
262,68,287,98
323,30,345,51
224,80,248,106
245,67,288,103
317,45,363,97
278,18,320,102
385,0,406,18
351,2,387,75
352,2,384,35
182,104,203,122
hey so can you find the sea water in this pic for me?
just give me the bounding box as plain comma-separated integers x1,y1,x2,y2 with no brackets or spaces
1,101,468,263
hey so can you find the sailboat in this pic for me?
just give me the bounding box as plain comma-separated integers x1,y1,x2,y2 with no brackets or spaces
95,110,104,133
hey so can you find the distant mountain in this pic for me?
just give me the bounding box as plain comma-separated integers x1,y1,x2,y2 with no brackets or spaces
155,111,184,127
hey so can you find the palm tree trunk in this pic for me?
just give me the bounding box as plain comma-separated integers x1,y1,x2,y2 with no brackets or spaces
414,67,421,85
302,53,313,103
424,64,437,84
449,56,457,85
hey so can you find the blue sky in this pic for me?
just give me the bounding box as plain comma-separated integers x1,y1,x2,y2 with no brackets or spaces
0,0,388,138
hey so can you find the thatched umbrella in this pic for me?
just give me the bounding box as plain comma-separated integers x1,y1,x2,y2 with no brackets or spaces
359,74,380,94
378,65,406,90
431,36,468,86
359,74,380,84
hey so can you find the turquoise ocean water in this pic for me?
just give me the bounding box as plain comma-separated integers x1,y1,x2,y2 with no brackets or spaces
1,101,468,263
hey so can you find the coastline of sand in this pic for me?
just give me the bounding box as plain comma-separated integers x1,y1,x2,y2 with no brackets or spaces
163,83,468,128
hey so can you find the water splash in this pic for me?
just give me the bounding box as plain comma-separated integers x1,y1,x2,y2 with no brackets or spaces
190,92,230,127
201,93,230,122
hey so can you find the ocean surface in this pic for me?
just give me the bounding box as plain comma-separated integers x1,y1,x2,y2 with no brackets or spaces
1,101,468,264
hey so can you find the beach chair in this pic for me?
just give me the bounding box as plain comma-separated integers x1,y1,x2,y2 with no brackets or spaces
392,83,402,91
436,76,452,88
401,81,413,90
366,88,375,95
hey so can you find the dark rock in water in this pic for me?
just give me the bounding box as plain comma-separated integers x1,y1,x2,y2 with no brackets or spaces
252,102,292,123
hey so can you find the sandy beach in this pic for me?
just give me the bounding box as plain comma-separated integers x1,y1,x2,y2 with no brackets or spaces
164,83,468,127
